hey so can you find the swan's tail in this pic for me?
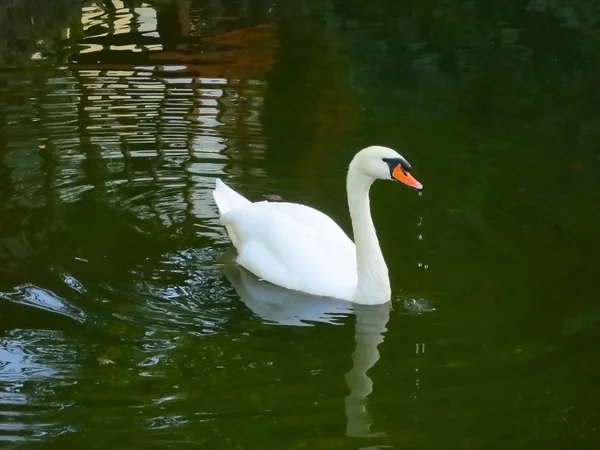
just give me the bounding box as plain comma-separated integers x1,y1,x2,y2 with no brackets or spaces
213,178,251,216
213,179,251,249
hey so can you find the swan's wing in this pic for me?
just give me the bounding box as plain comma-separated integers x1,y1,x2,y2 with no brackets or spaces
220,201,357,300
255,201,352,240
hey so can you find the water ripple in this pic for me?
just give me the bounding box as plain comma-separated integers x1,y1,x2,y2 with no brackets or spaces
1,285,86,324
0,329,79,443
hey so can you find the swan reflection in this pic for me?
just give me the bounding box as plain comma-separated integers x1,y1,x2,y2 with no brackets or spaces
344,303,389,437
222,250,353,326
222,252,390,437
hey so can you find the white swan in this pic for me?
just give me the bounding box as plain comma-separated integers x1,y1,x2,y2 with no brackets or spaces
213,145,423,305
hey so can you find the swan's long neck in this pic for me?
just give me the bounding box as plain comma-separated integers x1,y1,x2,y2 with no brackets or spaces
347,163,391,305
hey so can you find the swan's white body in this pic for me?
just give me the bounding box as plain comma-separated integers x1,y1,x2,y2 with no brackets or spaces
213,146,422,305
214,181,358,300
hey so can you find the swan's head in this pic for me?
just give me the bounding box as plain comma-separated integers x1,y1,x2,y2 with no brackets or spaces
352,146,423,191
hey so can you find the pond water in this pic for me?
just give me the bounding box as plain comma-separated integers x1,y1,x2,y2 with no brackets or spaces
1,0,599,448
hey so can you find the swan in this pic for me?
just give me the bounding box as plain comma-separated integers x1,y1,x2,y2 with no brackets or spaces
213,145,423,305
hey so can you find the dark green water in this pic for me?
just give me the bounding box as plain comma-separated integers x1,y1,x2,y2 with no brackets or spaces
1,0,600,448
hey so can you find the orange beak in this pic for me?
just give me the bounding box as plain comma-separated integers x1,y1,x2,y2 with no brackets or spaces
393,165,423,190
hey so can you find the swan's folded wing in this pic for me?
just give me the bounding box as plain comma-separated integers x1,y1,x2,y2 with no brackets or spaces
220,202,357,300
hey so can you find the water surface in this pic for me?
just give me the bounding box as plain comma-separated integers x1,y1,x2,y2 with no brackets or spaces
1,0,599,448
